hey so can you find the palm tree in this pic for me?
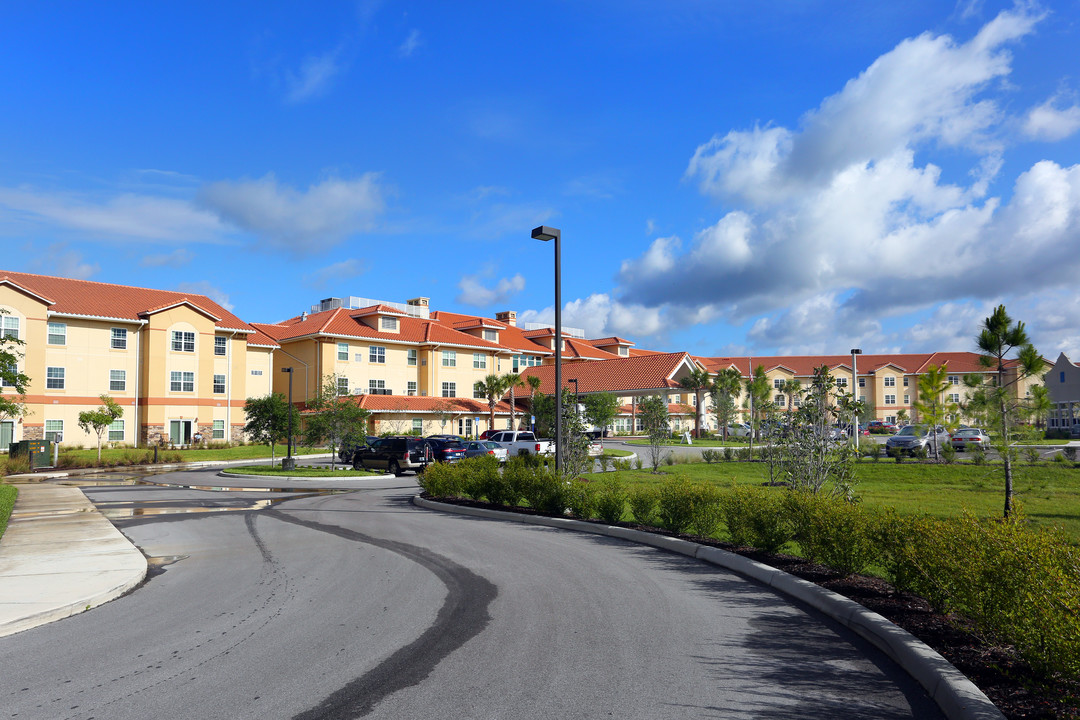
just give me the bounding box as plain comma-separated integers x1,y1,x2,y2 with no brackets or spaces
679,366,713,437
525,374,543,431
501,372,524,431
710,367,743,441
474,373,507,434
781,378,802,415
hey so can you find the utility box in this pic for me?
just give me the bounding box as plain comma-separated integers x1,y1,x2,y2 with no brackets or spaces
9,440,54,469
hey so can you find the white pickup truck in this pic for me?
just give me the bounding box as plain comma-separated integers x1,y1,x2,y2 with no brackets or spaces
487,431,554,457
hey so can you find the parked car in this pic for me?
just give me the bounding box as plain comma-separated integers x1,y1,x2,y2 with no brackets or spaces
723,423,752,438
950,428,990,450
427,434,466,443
885,425,951,455
477,430,500,440
425,438,467,463
462,440,509,462
867,420,898,434
487,430,555,457
352,436,431,475
338,435,379,465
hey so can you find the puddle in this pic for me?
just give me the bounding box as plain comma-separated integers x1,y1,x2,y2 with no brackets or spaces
97,498,287,519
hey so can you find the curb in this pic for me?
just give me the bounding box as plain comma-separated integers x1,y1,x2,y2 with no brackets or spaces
412,495,1004,720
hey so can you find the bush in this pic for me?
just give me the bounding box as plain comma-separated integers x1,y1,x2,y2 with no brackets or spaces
627,485,658,526
701,449,721,464
784,491,879,576
417,460,461,498
1064,447,1078,463
594,475,628,524
520,468,569,515
971,446,988,465
687,482,723,538
720,485,792,552
1023,446,1041,464
723,447,734,462
940,444,957,464
458,456,503,504
2,454,31,475
565,478,598,519
656,475,696,534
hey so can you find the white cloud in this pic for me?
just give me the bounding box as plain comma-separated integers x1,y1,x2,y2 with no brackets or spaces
30,244,98,280
1023,94,1080,142
0,187,226,241
285,51,343,103
612,6,1080,353
175,281,234,312
519,293,664,340
457,273,525,307
399,29,423,57
141,248,194,268
304,259,366,289
198,173,385,252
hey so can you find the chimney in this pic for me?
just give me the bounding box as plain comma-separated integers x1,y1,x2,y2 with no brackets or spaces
300,311,308,322
496,310,517,327
407,297,430,308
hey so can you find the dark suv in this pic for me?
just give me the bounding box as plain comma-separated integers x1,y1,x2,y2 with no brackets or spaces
352,436,431,475
339,436,379,465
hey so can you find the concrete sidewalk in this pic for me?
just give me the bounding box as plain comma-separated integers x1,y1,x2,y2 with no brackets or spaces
0,482,147,638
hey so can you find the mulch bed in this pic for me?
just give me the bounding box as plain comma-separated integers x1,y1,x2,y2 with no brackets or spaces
424,493,1080,719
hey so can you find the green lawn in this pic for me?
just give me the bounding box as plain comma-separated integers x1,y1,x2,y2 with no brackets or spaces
224,464,380,477
612,459,1080,539
56,444,323,464
0,484,16,541
624,438,750,447
599,449,634,458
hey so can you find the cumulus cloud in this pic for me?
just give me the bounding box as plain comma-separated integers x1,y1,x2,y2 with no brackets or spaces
519,294,665,340
1023,94,1080,142
304,259,366,289
457,273,525,307
175,281,234,312
198,173,385,252
610,6,1080,350
0,187,225,241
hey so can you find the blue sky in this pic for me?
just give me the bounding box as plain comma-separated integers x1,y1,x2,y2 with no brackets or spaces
2,1,1079,359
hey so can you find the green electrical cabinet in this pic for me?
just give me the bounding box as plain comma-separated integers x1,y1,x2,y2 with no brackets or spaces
9,440,54,469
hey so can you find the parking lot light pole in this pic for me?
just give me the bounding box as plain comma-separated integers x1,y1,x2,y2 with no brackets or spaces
532,225,562,474
850,349,861,448
282,367,295,470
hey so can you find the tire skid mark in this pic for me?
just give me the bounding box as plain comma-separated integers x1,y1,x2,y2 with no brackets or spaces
263,509,497,720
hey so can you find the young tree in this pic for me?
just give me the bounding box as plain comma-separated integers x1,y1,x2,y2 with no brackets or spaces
710,367,742,440
77,395,124,461
895,408,909,427
0,310,30,426
744,365,771,452
474,373,507,434
782,366,858,498
679,366,713,437
581,392,619,447
532,387,591,477
525,374,543,430
962,305,1045,518
243,392,290,466
914,364,957,462
636,395,670,472
303,374,370,471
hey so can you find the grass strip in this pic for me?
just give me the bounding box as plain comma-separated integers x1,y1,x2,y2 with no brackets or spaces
0,484,17,541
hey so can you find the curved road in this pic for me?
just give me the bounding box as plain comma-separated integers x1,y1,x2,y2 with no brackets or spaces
0,470,941,719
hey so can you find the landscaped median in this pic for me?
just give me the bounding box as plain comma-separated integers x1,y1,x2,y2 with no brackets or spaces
0,444,326,475
416,455,1080,718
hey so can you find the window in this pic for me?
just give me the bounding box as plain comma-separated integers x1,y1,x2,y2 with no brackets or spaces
412,418,423,434
483,329,497,342
836,377,848,387
336,377,349,395
250,369,263,376
884,376,896,387
1061,372,1066,383
858,377,865,388
885,394,896,405
903,394,910,405
338,343,349,361
442,350,456,367
172,330,195,352
513,354,541,371
45,419,63,442
775,394,785,405
407,381,417,396
170,371,194,392
381,316,398,331
369,346,386,364
619,346,629,357
108,420,124,442
441,381,456,398
111,328,127,349
354,353,364,362
2,316,18,339
0,360,15,387
110,369,126,392
886,415,897,424
859,394,866,403
369,379,389,395
213,419,225,440
213,374,226,394
772,378,782,389
474,384,486,399
214,336,227,356
793,396,802,407
47,322,66,345
473,353,486,369
949,393,960,403
407,349,417,366
46,366,65,389
949,375,960,385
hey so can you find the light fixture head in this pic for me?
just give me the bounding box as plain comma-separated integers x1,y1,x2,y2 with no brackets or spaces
850,348,862,355
531,225,560,242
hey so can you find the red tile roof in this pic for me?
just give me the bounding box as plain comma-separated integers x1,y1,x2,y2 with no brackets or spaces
693,353,1002,377
299,394,515,414
0,270,254,332
430,310,555,356
517,352,697,395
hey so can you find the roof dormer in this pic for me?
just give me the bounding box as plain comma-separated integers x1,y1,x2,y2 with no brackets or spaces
452,317,505,344
591,335,635,357
350,304,407,334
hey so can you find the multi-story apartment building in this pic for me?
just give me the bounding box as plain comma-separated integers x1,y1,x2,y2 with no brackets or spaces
1045,352,1080,433
0,271,275,448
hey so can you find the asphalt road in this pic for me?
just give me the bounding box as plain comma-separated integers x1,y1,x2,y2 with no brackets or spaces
0,470,942,719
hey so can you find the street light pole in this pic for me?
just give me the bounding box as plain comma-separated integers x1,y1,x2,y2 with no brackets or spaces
532,225,562,474
850,349,862,448
281,367,295,470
